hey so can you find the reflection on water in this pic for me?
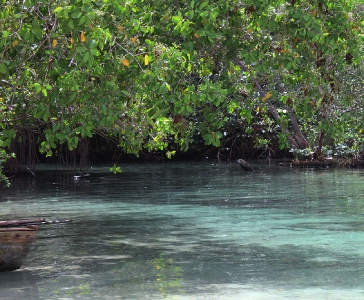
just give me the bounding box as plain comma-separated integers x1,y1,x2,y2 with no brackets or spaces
1,161,364,299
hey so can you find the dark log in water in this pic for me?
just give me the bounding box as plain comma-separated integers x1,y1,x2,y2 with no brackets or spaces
237,159,254,171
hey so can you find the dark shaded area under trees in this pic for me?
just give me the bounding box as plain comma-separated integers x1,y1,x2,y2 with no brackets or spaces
1,0,364,180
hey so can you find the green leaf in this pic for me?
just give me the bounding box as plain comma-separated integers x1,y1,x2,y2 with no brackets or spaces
106,80,116,86
54,7,63,14
172,16,181,24
200,11,209,18
76,46,87,53
90,48,100,56
199,2,208,10
2,128,15,139
145,39,155,46
33,29,43,39
87,55,94,68
89,39,97,48
110,164,122,174
71,11,82,19
98,40,104,50
69,19,74,29
0,64,7,75
42,111,50,122
63,8,69,18
79,16,86,25
33,83,42,93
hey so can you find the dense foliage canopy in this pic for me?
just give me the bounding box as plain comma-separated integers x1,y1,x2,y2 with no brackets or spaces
0,0,364,180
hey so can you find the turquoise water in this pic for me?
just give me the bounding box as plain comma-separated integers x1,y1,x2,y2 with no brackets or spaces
1,161,364,299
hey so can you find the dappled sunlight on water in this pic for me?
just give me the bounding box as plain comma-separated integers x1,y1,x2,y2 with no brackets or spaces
1,161,364,299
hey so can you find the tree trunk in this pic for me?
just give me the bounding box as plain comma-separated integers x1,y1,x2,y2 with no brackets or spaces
234,59,309,150
315,130,325,159
287,106,309,149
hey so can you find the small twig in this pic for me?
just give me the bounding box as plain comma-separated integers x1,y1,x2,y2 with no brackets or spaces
115,40,144,70
24,166,38,177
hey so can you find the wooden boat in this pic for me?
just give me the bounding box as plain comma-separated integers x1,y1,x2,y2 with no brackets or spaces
0,223,38,272
0,218,72,272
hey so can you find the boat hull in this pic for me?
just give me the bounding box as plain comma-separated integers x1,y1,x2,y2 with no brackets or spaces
0,227,38,272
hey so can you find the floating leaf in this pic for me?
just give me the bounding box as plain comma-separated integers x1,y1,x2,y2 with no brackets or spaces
110,164,122,174
52,39,57,47
121,58,130,66
144,54,149,66
80,32,86,42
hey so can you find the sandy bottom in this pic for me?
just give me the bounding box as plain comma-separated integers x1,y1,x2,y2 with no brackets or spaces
160,284,364,300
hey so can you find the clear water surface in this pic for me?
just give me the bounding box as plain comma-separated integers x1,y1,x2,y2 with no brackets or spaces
1,160,364,299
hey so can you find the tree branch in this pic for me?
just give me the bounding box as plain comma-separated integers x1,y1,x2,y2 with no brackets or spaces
234,58,309,149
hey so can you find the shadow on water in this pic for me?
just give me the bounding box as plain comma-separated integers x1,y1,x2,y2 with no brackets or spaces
0,271,38,300
68,218,364,288
19,213,364,299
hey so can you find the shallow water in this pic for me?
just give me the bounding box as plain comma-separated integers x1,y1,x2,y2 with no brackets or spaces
1,160,364,299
